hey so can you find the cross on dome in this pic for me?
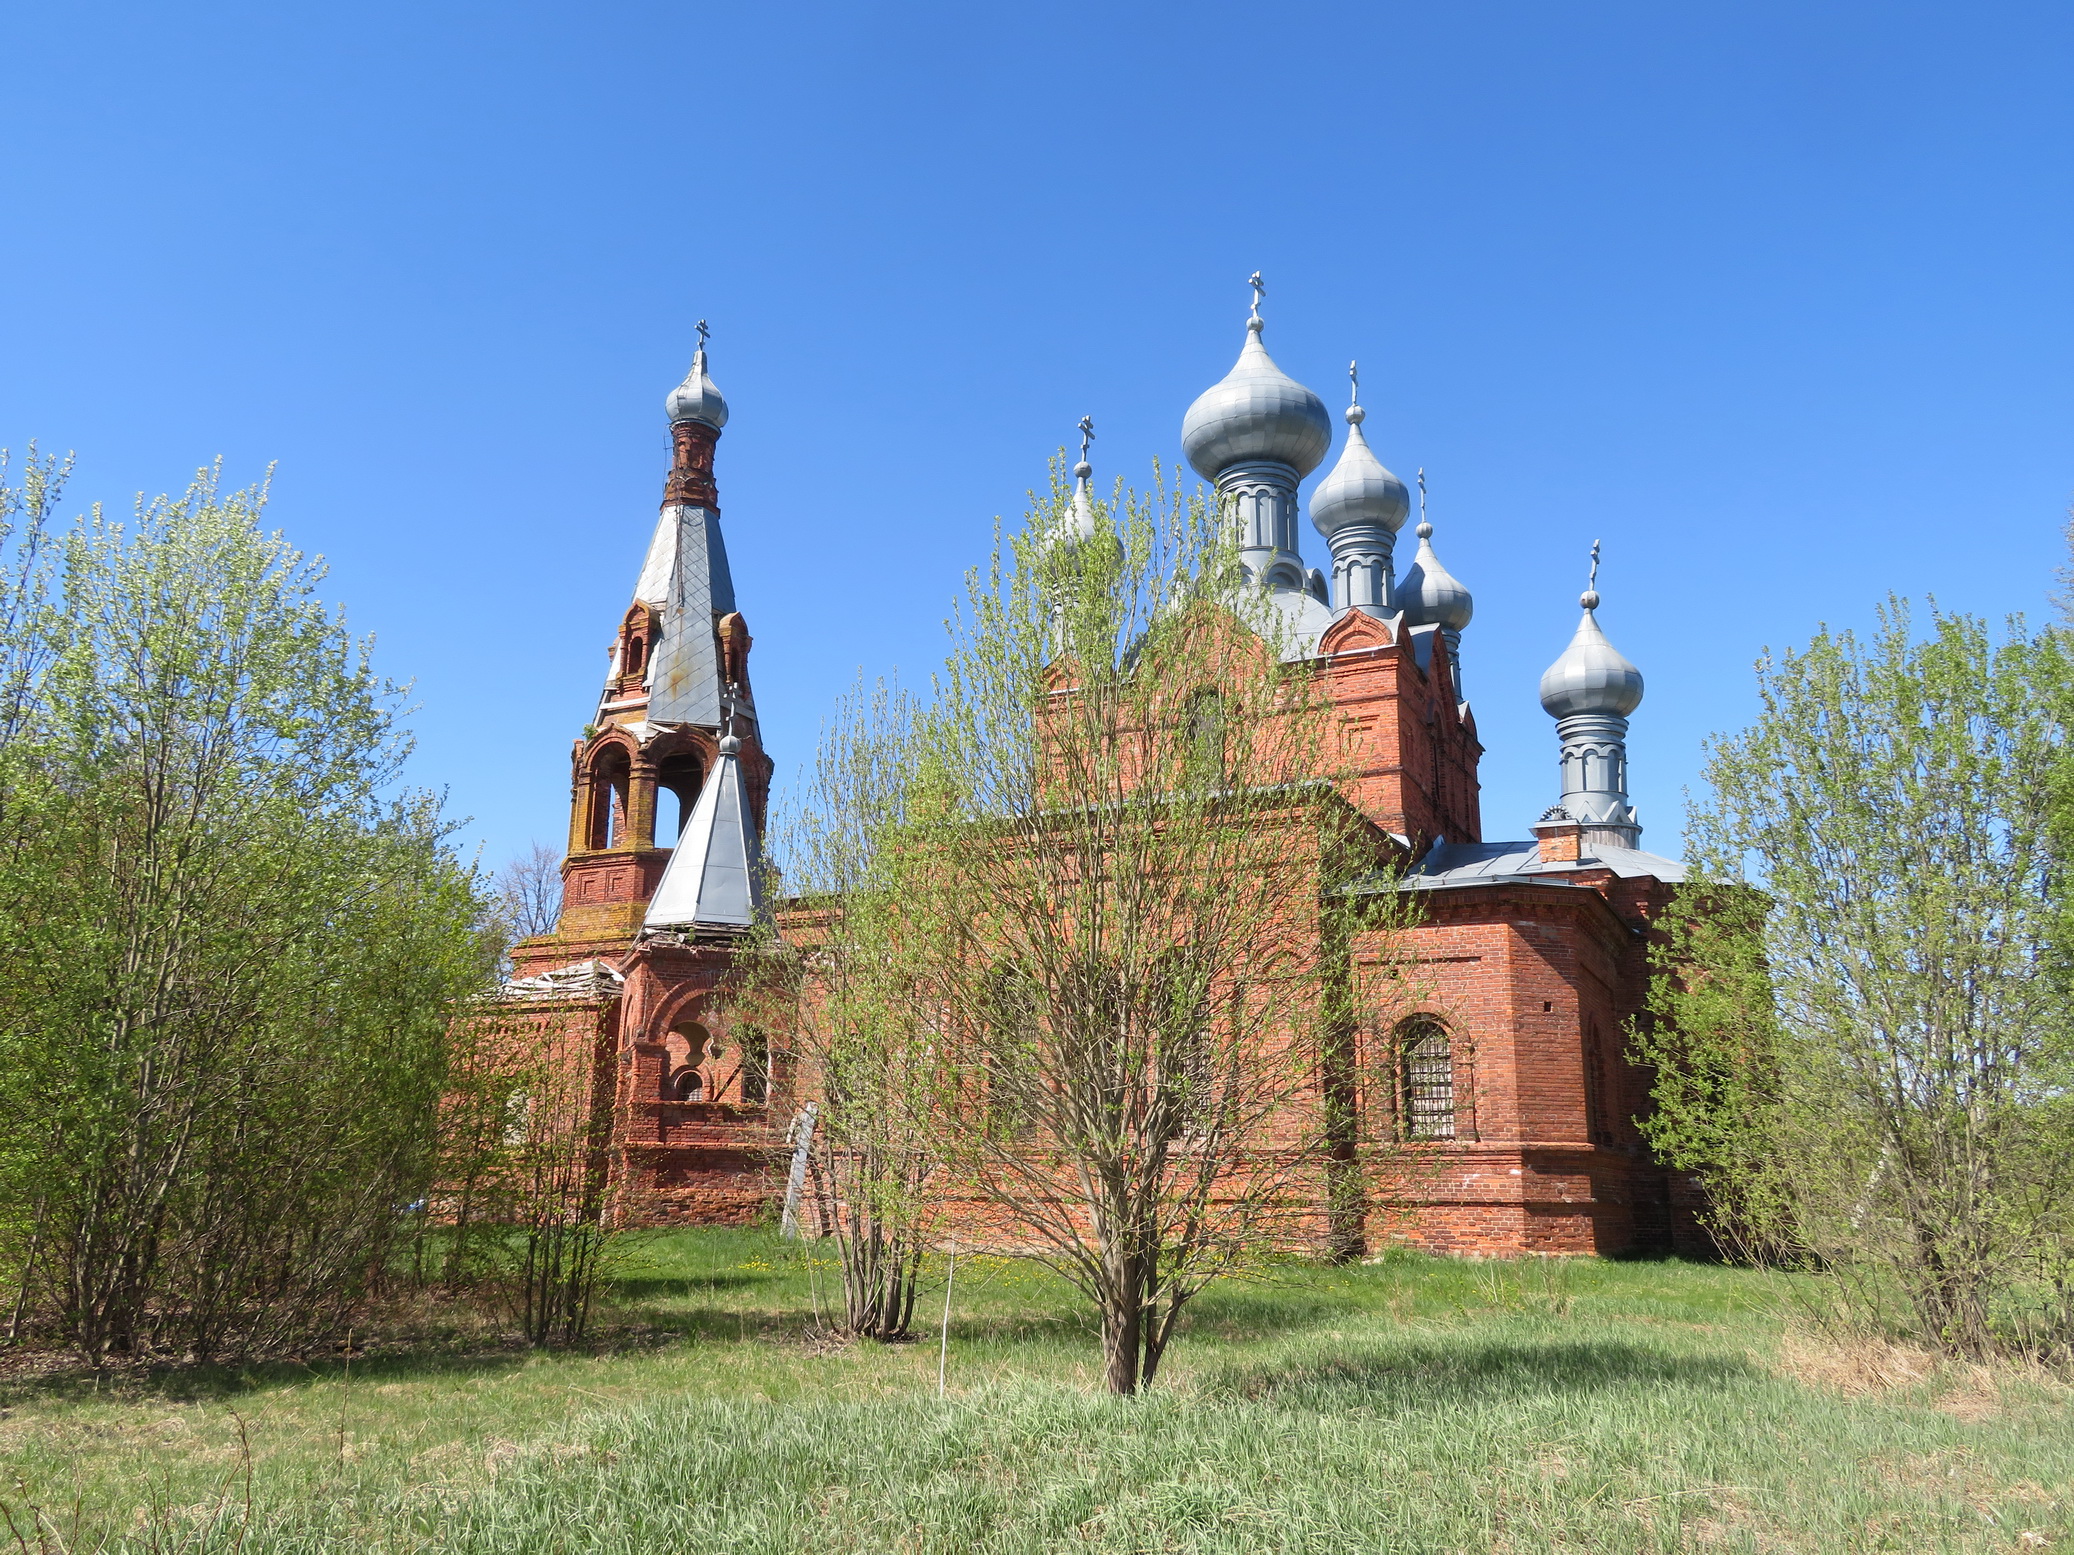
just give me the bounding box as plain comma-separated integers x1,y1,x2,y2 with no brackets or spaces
665,320,728,429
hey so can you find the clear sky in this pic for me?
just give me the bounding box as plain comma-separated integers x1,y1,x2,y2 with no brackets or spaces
5,2,2071,868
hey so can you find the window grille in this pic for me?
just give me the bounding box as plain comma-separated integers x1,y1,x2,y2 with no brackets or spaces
1399,1023,1456,1140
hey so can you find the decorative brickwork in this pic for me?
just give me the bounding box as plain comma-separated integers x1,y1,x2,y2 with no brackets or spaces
460,344,1697,1262
663,421,719,510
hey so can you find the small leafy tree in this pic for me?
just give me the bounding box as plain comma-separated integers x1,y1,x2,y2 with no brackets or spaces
779,461,1416,1394
733,678,948,1341
0,463,495,1360
440,994,620,1347
1637,603,2074,1363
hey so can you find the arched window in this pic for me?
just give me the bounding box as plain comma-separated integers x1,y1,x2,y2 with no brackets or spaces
981,964,1042,1135
1151,949,1212,1110
1397,1020,1457,1141
738,1026,769,1106
1181,688,1225,784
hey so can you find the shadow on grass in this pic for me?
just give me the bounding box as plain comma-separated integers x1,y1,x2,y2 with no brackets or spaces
0,1342,542,1410
610,1271,782,1301
1175,1290,1356,1339
1208,1335,1758,1410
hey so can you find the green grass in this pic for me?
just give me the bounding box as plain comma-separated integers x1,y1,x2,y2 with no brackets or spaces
2,1231,2069,1552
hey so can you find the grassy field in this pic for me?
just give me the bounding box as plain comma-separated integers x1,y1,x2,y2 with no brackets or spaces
1,1229,2068,1553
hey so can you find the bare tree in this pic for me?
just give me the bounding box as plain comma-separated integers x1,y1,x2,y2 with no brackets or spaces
496,841,565,941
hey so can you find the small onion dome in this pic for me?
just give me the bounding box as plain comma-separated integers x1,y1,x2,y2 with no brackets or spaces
1039,458,1102,555
1397,522,1473,631
1309,403,1409,539
1538,590,1643,718
718,732,743,757
1181,316,1331,481
1063,459,1099,541
665,347,729,429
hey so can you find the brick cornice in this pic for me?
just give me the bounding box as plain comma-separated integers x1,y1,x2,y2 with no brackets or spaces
1403,876,1644,954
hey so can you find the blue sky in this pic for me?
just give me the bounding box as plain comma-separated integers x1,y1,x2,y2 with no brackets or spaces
5,2,2071,866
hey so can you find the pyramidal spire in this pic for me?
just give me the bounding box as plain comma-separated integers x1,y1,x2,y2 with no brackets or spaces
644,729,765,933
628,322,739,730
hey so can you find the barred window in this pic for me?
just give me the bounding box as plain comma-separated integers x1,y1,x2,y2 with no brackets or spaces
1398,1021,1456,1141
1181,688,1226,782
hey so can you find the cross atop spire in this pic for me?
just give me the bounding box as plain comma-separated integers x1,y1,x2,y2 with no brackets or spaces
1417,467,1428,531
1077,414,1095,464
695,317,710,352
1583,539,1602,609
1347,360,1359,406
1247,271,1265,320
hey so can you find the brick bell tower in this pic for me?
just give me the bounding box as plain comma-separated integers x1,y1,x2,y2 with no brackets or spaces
506,323,781,1225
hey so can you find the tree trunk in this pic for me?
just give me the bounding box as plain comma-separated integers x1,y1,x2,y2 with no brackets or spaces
1099,1252,1144,1395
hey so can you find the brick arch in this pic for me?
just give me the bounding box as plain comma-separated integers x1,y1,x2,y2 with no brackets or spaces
650,981,722,1041
641,728,714,847
615,602,659,688
648,984,764,1107
1319,607,1392,656
579,733,639,850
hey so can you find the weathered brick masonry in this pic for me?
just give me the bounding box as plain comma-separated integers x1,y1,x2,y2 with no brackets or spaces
469,306,1702,1256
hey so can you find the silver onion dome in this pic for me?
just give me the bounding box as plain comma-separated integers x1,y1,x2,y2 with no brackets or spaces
1538,588,1643,718
1398,521,1473,631
1040,457,1102,556
1042,417,1102,553
1181,315,1331,481
1063,458,1098,540
665,334,729,429
1309,401,1409,539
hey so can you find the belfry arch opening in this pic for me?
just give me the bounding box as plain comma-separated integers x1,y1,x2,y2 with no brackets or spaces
654,751,705,849
585,745,632,850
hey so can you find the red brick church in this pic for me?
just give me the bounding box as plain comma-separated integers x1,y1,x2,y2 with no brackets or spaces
498,295,1700,1256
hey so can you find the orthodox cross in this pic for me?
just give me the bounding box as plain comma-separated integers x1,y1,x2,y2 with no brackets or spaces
1588,539,1602,592
1348,360,1359,406
1077,415,1094,463
1417,467,1428,526
696,318,710,352
1248,271,1265,319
